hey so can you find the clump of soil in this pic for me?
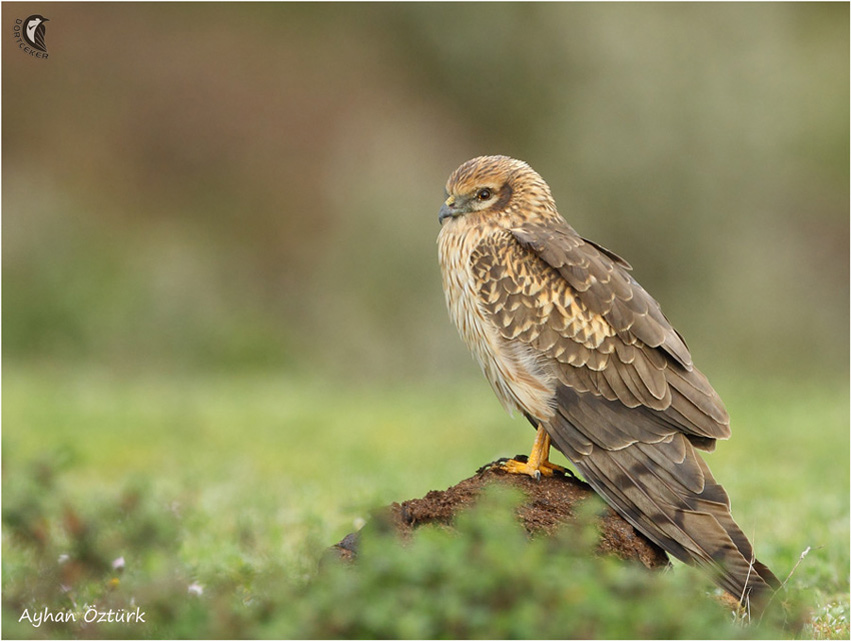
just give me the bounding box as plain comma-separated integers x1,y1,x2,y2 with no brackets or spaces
334,459,668,570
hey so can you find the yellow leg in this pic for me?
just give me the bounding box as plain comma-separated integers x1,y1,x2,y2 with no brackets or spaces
501,426,566,480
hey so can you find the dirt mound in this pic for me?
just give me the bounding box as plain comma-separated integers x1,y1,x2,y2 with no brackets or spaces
334,459,668,570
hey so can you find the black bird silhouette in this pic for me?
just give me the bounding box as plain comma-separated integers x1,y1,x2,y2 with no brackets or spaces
23,15,48,53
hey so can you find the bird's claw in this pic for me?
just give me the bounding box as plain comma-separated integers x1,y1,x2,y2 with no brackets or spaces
499,455,565,480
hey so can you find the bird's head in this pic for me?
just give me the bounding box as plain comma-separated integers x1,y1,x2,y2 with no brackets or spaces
439,155,557,226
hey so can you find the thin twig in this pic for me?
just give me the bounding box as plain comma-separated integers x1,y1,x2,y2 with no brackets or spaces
782,546,812,589
759,545,816,622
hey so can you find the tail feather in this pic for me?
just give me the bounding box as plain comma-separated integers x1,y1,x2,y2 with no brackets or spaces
547,388,779,602
570,442,778,599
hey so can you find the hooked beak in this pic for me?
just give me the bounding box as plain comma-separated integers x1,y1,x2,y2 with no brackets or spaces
439,196,460,224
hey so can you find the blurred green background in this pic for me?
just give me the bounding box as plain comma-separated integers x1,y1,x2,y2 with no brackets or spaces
2,4,849,638
4,3,848,378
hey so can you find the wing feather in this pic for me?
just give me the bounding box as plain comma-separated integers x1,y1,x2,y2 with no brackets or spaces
470,224,729,443
511,222,693,368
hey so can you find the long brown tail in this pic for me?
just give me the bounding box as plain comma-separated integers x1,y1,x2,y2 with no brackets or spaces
574,443,779,600
546,391,780,602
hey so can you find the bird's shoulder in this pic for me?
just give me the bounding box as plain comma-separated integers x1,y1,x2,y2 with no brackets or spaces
469,226,616,354
473,219,693,370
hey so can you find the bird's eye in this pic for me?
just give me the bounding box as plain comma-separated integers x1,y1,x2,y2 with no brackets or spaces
476,188,492,201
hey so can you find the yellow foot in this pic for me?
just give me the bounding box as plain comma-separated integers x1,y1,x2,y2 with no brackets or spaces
498,425,566,480
501,456,566,480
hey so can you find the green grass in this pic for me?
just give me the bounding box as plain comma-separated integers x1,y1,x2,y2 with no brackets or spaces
2,362,848,638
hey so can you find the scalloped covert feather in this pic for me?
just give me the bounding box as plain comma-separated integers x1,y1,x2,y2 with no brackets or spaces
437,155,779,603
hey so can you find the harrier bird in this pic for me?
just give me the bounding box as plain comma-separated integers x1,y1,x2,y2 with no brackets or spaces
437,155,779,603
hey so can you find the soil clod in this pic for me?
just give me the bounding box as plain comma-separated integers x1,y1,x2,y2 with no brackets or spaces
332,460,669,570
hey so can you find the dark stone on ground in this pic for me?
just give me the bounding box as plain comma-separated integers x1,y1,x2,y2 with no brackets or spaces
332,460,669,570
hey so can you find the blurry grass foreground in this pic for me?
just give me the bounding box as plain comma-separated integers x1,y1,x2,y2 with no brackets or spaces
294,486,808,639
1,365,848,638
0,471,813,639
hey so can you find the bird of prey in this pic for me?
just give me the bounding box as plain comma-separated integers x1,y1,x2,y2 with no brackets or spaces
23,15,49,53
437,155,779,604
